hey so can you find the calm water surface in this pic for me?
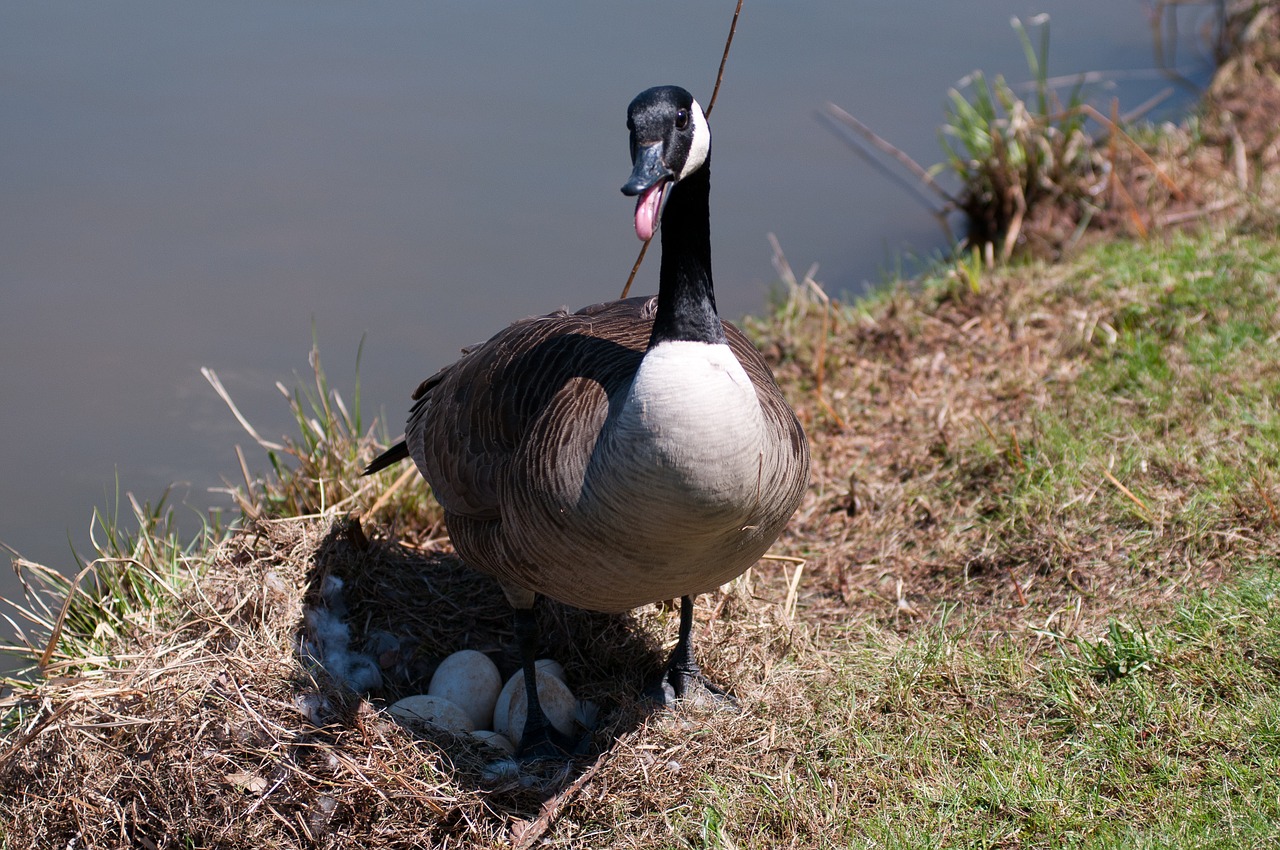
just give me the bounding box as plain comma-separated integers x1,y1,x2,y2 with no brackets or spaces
0,1,1214,629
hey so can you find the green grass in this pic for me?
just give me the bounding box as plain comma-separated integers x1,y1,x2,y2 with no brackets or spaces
675,563,1280,849
0,486,209,683
957,232,1279,570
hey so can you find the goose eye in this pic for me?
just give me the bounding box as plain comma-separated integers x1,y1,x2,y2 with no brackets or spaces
675,109,689,130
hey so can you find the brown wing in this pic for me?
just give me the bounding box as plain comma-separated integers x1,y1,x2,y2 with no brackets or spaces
404,296,655,520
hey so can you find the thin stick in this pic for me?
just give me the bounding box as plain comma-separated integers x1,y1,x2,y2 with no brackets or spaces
1102,467,1152,521
705,0,744,118
1008,567,1028,606
821,103,959,206
367,465,418,518
620,0,743,298
619,237,650,299
510,755,609,850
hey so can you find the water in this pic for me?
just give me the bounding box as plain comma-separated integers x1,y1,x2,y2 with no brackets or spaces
0,1,1215,630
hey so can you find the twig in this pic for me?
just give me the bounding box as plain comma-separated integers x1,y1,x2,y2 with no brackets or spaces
509,754,609,850
1008,566,1028,606
705,0,744,118
1102,467,1153,522
202,367,286,452
619,237,650,300
820,102,959,206
620,0,743,298
367,465,418,518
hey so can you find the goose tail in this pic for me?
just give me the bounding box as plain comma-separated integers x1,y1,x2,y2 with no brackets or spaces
364,439,410,475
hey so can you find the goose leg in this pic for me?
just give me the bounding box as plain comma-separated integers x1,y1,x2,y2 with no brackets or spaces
511,606,575,759
650,595,738,709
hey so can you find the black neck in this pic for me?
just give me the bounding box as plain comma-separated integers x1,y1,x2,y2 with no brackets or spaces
647,162,725,347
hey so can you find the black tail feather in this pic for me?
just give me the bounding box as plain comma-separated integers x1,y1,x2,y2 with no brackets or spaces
364,440,410,475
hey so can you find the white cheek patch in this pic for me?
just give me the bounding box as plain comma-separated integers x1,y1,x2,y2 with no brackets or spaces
677,99,711,180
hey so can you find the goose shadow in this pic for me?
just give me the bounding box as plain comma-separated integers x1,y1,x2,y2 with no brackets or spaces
293,519,667,807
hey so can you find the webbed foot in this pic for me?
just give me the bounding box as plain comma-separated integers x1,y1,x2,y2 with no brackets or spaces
646,662,739,710
645,595,740,711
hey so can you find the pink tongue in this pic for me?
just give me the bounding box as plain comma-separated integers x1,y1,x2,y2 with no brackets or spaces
634,182,665,241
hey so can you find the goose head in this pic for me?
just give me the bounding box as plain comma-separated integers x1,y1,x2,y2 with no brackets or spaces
621,86,711,242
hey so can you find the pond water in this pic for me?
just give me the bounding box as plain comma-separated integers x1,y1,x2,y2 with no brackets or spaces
0,1,1216,644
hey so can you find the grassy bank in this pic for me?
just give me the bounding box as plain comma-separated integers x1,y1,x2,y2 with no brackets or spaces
3,6,1280,848
3,225,1276,848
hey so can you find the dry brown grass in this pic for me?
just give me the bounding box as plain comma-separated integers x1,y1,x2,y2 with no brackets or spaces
0,504,832,847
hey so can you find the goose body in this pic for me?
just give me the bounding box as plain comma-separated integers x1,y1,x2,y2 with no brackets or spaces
367,86,809,754
403,296,805,613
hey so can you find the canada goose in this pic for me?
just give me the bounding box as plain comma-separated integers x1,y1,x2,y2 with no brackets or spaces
366,85,809,756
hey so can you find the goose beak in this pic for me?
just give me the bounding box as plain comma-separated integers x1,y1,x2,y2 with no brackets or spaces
622,142,672,242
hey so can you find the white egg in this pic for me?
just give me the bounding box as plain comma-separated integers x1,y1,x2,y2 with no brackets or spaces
534,658,567,683
387,694,475,733
497,670,578,745
470,729,516,755
427,649,502,730
491,659,566,732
